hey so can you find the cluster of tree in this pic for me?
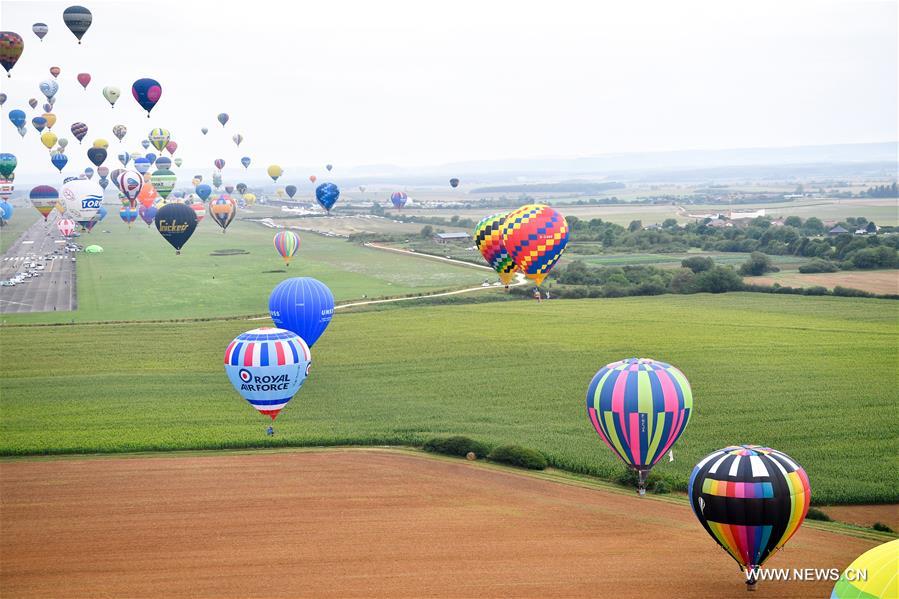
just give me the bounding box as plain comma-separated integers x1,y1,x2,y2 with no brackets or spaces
862,182,898,198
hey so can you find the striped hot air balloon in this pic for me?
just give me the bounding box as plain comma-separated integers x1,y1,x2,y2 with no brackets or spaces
390,191,407,210
831,540,898,599
224,327,311,425
501,204,568,286
273,231,300,266
148,128,170,153
208,194,236,232
474,212,517,286
586,358,693,494
689,445,811,589
119,205,138,228
56,218,75,237
191,202,205,223
30,185,59,221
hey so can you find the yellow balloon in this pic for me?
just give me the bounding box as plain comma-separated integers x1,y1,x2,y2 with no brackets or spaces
276,188,285,199
243,193,256,206
42,113,57,129
92,138,109,149
40,131,58,150
55,200,65,214
267,164,283,181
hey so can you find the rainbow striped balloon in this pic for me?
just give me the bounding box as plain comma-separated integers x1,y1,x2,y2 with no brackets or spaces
474,213,516,285
586,358,692,491
831,539,898,599
273,231,300,266
30,185,58,221
501,204,568,286
689,446,810,580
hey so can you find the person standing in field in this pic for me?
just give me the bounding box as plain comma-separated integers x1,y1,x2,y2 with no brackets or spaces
533,289,542,303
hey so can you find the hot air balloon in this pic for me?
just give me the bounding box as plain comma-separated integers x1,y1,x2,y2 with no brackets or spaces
39,79,59,100
217,113,229,126
225,185,234,195
155,203,197,254
212,172,222,189
140,140,150,150
41,131,58,150
133,156,151,175
150,168,176,199
586,358,693,495
92,138,108,149
84,167,95,180
232,133,243,146
240,156,251,169
315,182,339,213
689,445,810,589
138,203,157,226
120,205,138,227
30,186,59,221
155,156,172,170
28,98,38,108
0,93,4,106
201,127,208,135
195,183,212,201
0,179,14,203
32,117,47,133
273,231,300,266
501,204,568,286
77,72,91,89
112,125,127,142
474,213,517,285
51,152,68,172
0,153,16,178
236,183,248,196
145,152,157,167
63,6,92,43
243,193,256,206
57,218,75,236
61,177,102,221
831,540,898,599
267,165,283,181
8,109,26,128
269,278,334,347
208,195,236,232
132,78,162,117
174,158,183,168
0,200,13,221
276,188,285,200
191,201,205,223
224,327,312,432
148,128,170,152
0,32,25,77
87,147,107,167
285,185,297,199
450,178,460,188
165,140,177,155
50,66,61,78
103,86,120,108
42,113,57,130
214,158,225,171
137,181,159,207
309,175,316,184
71,122,88,143
32,23,48,41
359,186,366,193
58,138,69,149
43,101,53,112
325,164,333,172
390,191,407,210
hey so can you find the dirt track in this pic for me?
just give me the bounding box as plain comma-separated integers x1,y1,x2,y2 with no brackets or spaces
0,449,880,599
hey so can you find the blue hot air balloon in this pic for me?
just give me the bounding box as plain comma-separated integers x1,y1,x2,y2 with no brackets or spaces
145,152,157,166
0,201,13,221
9,109,26,128
133,157,151,175
241,156,251,169
155,156,172,170
32,116,48,133
268,278,335,348
51,152,69,172
132,78,162,117
315,182,340,213
195,184,212,201
118,151,130,166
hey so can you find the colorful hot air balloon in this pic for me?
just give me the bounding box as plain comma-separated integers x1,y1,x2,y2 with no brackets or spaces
40,79,59,100
138,203,157,226
71,122,88,143
119,205,138,227
240,156,251,169
267,165,283,181
165,140,177,155
586,358,693,494
51,152,68,172
224,327,311,429
61,177,102,221
132,78,162,117
113,125,127,142
214,158,225,171
208,194,236,232
155,202,197,254
269,278,334,348
191,202,205,223
41,131,58,150
232,133,243,146
831,540,898,599
57,218,76,236
689,445,810,589
0,32,25,77
474,213,517,285
137,181,159,208
501,204,568,286
315,182,339,213
63,6,92,43
77,72,91,89
0,153,16,178
273,231,300,266
103,86,120,108
87,147,107,167
30,186,59,221
148,128,170,152
32,23,48,41
195,183,212,201
84,167,95,180
58,138,69,149
217,112,229,126
285,185,297,199
8,109,26,129
390,191,408,210
309,175,316,184
150,169,176,199
0,179,14,202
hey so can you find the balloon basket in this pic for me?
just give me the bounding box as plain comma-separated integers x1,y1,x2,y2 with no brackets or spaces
265,426,275,437
636,469,649,496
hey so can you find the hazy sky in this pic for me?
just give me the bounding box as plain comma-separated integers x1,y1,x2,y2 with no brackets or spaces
1,0,896,178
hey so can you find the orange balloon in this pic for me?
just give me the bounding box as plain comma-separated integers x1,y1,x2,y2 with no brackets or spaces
138,182,160,208
309,175,317,183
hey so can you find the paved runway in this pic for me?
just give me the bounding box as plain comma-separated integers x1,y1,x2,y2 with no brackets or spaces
0,215,76,315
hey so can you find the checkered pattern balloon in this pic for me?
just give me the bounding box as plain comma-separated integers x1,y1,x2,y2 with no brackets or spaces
474,213,516,285
501,204,568,286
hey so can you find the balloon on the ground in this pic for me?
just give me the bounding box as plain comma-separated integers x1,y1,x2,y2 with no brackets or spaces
224,327,311,421
71,122,88,143
0,153,16,178
57,218,75,236
0,32,24,76
30,186,59,221
689,445,810,585
150,168,176,199
267,164,283,181
63,6,92,44
40,79,59,99
587,358,693,494
51,152,68,172
155,202,197,254
501,204,568,286
208,194,236,232
132,78,162,116
268,277,334,347
273,231,300,266
61,177,102,221
315,182,339,213
474,213,517,285
138,203,157,226
87,147,107,167
113,125,127,142
390,191,407,209
241,156,251,169
285,185,297,199
9,109,26,128
33,23,48,41
148,128,170,152
195,183,212,201
830,540,898,599
217,113,229,126
77,72,91,89
450,178,460,188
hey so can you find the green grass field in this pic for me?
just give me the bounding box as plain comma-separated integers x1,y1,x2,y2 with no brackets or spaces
0,210,39,254
1,213,487,324
1,293,895,504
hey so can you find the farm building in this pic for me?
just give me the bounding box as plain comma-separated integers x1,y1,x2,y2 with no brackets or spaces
433,232,471,244
828,225,850,236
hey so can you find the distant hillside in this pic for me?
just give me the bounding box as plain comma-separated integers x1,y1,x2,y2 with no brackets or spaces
468,181,626,194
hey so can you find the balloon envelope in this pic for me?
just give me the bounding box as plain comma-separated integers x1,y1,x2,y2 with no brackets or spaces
241,157,251,169
103,86,120,107
501,204,568,286
0,153,17,178
61,178,103,221
208,195,236,232
217,113,229,126
474,213,517,285
315,183,339,213
77,72,91,89
30,185,59,220
0,32,25,75
71,122,88,143
116,170,143,203
32,23,48,40
8,110,26,128
285,185,297,199
57,218,76,236
51,153,69,172
63,6,92,43
155,202,197,253
138,203,157,225
450,178,460,188
268,277,334,347
831,540,899,599
195,184,212,201
390,191,407,209
267,165,283,181
87,147,107,167
132,78,162,116
273,231,300,265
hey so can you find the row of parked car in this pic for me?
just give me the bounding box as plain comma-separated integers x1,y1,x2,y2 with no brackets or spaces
0,243,81,287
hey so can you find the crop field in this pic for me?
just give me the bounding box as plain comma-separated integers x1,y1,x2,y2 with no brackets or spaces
2,293,895,505
750,269,899,295
560,250,812,269
0,212,486,324
0,210,39,254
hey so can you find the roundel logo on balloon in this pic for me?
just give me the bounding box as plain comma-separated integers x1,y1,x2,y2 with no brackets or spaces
239,369,252,383
62,188,76,201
